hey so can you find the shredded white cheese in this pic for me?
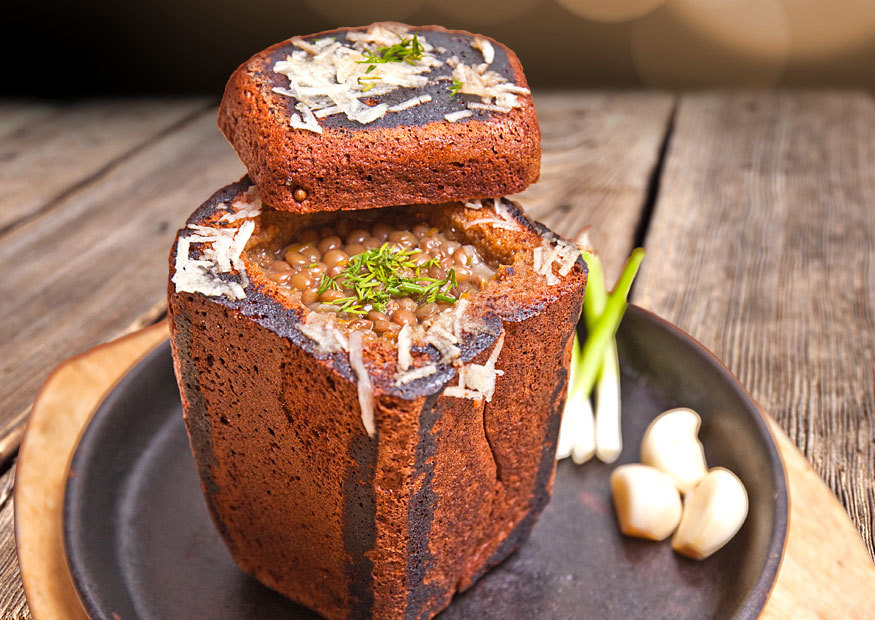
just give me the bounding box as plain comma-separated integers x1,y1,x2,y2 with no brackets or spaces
532,235,580,285
452,298,470,340
299,312,348,354
467,102,512,113
426,330,461,363
392,295,491,388
444,331,506,402
472,37,495,65
464,199,482,209
388,94,432,113
289,101,323,134
463,218,518,231
172,216,255,301
452,61,530,111
219,189,263,223
461,197,520,232
272,23,441,132
272,23,528,132
395,364,438,385
444,110,473,123
493,198,517,222
397,324,413,372
532,246,544,277
556,239,580,276
349,331,376,437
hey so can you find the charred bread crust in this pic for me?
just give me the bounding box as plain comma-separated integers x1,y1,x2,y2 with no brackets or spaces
167,179,585,619
218,23,540,214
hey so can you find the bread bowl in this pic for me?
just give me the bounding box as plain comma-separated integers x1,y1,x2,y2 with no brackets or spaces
218,22,540,214
167,178,586,619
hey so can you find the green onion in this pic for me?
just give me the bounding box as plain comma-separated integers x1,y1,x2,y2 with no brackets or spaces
557,247,645,465
577,248,644,398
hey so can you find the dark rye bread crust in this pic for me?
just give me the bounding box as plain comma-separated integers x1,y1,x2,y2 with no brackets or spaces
218,23,540,214
167,178,585,619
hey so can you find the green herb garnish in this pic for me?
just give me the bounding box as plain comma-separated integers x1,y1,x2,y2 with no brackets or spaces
319,243,457,315
357,33,425,69
449,77,464,96
357,75,381,92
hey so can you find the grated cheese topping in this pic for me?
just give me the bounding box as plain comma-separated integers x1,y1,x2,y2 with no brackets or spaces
461,198,520,232
270,23,529,132
395,364,438,385
299,311,349,354
532,235,580,285
397,324,414,372
273,24,440,132
444,331,506,402
392,296,483,387
444,110,473,123
219,188,263,222
349,331,376,437
463,218,518,231
472,37,495,65
173,190,262,300
388,94,432,113
426,328,462,363
453,61,530,113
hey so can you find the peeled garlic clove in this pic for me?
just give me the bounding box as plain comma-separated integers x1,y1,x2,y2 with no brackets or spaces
672,468,749,560
610,464,683,541
641,408,707,494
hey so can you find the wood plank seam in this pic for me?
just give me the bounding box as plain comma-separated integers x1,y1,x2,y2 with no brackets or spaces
0,100,217,238
632,96,678,251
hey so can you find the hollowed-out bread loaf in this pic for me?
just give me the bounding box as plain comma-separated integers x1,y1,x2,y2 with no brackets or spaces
218,22,540,214
167,178,585,619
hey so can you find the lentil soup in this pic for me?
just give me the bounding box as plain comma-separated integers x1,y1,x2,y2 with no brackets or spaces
249,210,501,338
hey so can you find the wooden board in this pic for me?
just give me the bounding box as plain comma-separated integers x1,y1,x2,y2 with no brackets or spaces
0,100,212,233
631,92,875,558
15,323,169,620
14,325,875,619
0,109,245,444
0,466,28,620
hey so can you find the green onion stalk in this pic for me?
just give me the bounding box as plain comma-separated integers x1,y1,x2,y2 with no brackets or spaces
558,247,645,464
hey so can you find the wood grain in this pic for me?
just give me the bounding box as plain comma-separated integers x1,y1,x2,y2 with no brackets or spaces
0,108,245,439
15,321,169,620
632,92,875,558
0,466,29,620
763,418,875,619
512,92,675,285
0,103,56,139
0,100,212,233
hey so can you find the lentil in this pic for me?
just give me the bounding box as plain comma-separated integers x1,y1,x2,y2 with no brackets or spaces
254,218,498,337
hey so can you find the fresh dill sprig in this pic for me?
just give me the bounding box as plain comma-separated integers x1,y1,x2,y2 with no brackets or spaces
357,75,381,92
319,243,457,315
449,77,464,96
357,33,425,69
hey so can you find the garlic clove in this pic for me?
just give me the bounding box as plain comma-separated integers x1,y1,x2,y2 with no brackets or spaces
641,408,708,494
610,464,683,541
672,467,749,560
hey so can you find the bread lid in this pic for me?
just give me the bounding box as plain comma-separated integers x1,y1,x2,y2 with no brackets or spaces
218,22,541,214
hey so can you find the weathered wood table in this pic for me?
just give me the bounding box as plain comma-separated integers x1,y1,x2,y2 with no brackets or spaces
1,92,873,617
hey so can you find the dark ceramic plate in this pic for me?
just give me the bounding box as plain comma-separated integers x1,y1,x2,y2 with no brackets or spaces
64,306,787,620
